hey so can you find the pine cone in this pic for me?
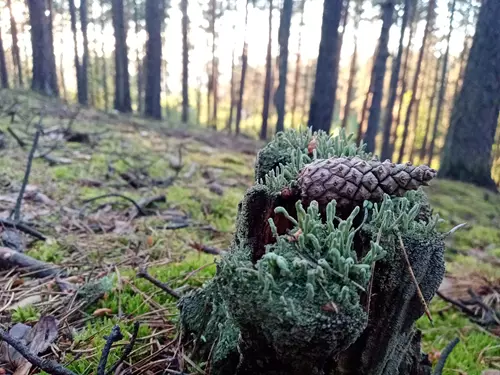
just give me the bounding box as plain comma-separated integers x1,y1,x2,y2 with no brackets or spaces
297,157,436,208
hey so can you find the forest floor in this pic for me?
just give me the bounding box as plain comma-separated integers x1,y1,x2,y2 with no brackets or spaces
0,90,498,375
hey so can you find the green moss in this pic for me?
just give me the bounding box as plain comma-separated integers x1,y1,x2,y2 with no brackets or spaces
27,239,66,263
11,305,40,323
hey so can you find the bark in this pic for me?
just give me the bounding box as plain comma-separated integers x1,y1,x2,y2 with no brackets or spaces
419,58,441,162
80,0,89,105
134,0,144,113
210,0,219,126
308,0,344,132
112,0,132,112
364,0,395,153
439,0,500,190
357,53,376,143
291,0,306,129
100,0,109,111
144,0,164,119
390,2,417,157
274,0,294,134
7,0,23,87
342,0,363,130
408,71,426,161
0,27,8,88
260,0,274,140
27,0,59,97
236,0,251,135
397,0,435,163
227,46,236,131
380,0,411,160
301,63,312,125
181,0,190,123
428,0,456,166
69,0,82,103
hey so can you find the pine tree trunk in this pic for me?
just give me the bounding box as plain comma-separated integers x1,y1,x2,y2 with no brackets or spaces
390,3,416,157
196,77,202,125
357,53,376,143
290,0,306,129
364,0,395,153
100,0,109,111
420,57,441,162
274,0,293,134
227,45,236,131
453,37,469,104
397,0,434,163
308,0,343,132
301,64,312,125
7,0,23,87
80,0,89,105
211,0,218,127
58,29,67,101
438,0,499,190
27,0,59,97
181,0,190,124
112,0,132,112
69,0,82,103
260,0,274,140
341,43,357,130
380,0,411,160
0,27,9,88
144,0,164,119
236,0,251,135
408,71,426,161
428,0,456,166
134,0,143,113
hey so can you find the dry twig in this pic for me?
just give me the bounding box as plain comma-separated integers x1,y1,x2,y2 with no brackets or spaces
136,268,180,299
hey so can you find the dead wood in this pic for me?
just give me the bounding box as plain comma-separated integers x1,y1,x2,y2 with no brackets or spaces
0,246,66,278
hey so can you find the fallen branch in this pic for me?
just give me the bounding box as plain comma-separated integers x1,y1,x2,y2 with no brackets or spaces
12,127,42,221
136,268,180,299
433,337,460,375
97,325,123,375
0,218,47,241
0,328,77,375
106,321,140,375
189,242,226,256
80,193,147,218
0,246,66,278
398,234,433,325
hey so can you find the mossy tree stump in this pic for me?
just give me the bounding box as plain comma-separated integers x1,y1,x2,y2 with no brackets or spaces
178,130,445,375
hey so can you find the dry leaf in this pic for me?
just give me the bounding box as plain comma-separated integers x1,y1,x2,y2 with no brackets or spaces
93,308,113,317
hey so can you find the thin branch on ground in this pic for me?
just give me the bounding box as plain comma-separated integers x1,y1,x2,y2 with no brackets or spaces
7,126,26,147
106,321,141,375
12,127,42,221
436,290,478,316
433,337,460,375
97,325,124,375
0,218,47,240
80,193,147,217
0,328,77,375
136,268,180,299
397,234,433,325
189,242,226,256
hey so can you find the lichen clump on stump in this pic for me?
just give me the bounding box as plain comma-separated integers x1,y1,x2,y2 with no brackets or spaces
178,129,445,375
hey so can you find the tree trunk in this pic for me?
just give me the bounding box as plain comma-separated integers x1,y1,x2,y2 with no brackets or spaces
408,71,426,161
27,0,59,97
453,36,469,104
59,30,67,101
134,0,143,113
100,0,109,111
291,0,306,129
80,0,89,105
274,0,294,134
390,2,417,157
364,0,395,153
7,0,23,87
211,0,219,127
380,0,411,160
181,0,190,124
308,0,343,132
236,0,251,135
438,0,500,190
144,0,164,119
227,46,236,131
112,0,132,112
397,0,434,163
341,0,363,131
69,0,83,103
301,63,312,125
0,27,9,88
428,0,456,166
260,0,274,140
419,57,441,162
357,52,377,143
196,77,202,125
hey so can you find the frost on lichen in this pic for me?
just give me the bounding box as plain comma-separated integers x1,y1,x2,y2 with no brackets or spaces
178,129,445,375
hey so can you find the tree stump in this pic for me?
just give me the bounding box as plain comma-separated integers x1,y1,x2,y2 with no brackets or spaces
178,129,445,375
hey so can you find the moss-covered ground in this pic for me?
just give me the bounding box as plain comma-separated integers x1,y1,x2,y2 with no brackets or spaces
0,90,498,374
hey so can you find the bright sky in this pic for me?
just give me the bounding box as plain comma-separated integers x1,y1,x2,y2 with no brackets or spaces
0,0,470,96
